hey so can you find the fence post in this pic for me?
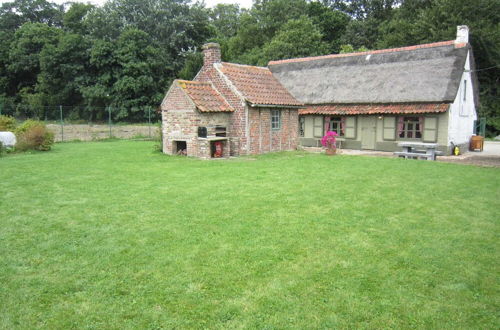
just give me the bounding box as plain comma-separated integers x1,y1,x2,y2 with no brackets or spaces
108,106,112,138
148,106,152,138
59,105,64,142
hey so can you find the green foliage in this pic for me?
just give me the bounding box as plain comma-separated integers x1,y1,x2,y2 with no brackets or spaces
339,44,369,53
0,141,4,156
0,115,16,131
178,51,203,80
262,16,329,65
15,119,54,151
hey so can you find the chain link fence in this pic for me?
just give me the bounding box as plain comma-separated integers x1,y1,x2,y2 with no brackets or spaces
0,104,161,142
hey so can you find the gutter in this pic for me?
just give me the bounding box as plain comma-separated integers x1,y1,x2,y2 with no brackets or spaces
249,103,304,109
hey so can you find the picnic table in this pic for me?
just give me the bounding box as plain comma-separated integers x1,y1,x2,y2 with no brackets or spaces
394,142,442,161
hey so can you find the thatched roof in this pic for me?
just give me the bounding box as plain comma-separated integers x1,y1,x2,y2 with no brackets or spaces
268,41,471,105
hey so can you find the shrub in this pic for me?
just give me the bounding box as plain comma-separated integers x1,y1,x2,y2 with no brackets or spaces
0,115,16,131
15,120,54,151
0,141,4,157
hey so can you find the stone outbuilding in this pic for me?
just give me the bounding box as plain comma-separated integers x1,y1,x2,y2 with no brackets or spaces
161,43,302,158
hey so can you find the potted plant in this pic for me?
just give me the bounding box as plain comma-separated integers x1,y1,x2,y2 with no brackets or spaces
321,131,338,155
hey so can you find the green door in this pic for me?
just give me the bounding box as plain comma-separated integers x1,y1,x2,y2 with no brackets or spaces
361,116,376,149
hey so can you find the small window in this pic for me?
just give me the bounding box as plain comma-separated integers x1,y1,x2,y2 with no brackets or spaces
328,117,344,136
398,117,423,139
463,80,467,101
271,110,281,130
299,117,305,137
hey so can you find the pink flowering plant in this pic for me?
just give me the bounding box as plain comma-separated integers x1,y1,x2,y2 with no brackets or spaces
321,131,338,149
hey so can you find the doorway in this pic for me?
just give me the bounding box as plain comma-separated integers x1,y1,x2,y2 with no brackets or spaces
361,116,376,149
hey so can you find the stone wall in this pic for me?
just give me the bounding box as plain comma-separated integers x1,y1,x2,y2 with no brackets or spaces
248,108,299,154
161,83,231,158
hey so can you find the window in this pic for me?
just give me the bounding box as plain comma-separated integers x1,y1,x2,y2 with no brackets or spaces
271,110,281,130
463,80,467,101
328,117,344,136
299,117,305,137
398,116,423,139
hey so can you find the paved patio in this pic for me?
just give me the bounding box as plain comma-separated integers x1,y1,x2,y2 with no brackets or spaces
301,141,500,167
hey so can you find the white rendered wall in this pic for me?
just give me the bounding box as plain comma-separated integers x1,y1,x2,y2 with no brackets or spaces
447,51,477,146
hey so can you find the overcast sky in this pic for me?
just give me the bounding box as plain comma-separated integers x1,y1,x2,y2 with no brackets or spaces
0,0,254,9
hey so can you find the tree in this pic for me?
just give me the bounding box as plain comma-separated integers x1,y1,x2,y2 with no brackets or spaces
262,16,329,65
111,28,165,120
7,22,61,100
307,1,350,53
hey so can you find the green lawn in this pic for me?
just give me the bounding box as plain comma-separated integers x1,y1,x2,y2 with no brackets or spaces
0,141,498,329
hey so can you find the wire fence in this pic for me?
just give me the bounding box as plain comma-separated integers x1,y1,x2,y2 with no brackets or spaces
0,104,161,142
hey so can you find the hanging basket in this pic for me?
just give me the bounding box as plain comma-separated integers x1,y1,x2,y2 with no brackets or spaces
325,148,337,155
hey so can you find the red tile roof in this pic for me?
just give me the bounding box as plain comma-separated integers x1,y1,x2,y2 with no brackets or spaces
178,80,234,112
269,40,464,65
300,103,450,115
219,62,302,107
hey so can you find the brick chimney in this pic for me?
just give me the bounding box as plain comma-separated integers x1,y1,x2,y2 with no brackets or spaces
455,25,469,44
202,43,221,67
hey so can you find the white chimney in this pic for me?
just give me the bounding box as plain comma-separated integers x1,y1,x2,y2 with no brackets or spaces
455,25,469,44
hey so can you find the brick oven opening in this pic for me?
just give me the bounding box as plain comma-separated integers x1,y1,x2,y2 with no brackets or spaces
210,140,225,158
173,141,187,156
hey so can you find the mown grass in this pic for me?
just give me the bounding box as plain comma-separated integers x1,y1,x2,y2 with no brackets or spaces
0,141,498,328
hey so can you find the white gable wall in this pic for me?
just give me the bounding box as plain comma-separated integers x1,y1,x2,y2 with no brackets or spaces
447,51,477,147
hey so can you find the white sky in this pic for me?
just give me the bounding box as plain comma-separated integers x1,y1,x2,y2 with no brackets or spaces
0,0,253,9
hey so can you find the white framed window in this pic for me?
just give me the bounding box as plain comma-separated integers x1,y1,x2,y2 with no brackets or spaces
271,110,281,130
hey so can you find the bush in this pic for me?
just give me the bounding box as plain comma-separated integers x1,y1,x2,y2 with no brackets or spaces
0,141,4,157
15,120,54,151
0,115,16,131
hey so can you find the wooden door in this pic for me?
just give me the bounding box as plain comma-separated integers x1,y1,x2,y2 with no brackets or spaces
361,116,376,149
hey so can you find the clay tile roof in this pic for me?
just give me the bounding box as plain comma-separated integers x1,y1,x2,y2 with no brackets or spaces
178,80,234,112
299,103,450,116
219,62,302,107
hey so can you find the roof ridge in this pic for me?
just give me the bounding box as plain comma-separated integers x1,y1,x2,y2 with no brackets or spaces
221,62,269,70
268,40,459,66
176,79,210,85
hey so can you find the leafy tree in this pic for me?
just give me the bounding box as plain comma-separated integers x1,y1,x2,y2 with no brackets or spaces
111,28,165,120
7,22,61,99
307,1,350,53
209,3,242,39
63,2,94,34
0,0,63,31
37,33,90,111
262,16,329,65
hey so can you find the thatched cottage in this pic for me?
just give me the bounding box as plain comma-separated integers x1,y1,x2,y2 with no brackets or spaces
161,25,478,158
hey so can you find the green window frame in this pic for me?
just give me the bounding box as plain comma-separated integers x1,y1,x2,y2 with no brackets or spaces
271,110,281,130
